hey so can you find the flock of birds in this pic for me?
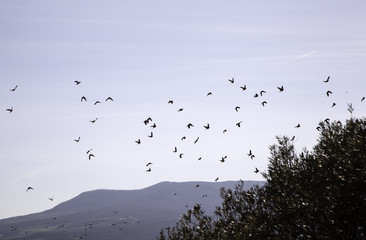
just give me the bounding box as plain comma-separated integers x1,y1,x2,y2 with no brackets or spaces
4,76,365,238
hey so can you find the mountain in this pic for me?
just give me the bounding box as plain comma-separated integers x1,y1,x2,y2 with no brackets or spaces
0,180,265,240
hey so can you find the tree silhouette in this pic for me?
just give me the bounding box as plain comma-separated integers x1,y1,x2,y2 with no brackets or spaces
158,118,366,239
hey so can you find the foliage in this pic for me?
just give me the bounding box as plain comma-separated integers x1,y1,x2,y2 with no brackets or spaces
157,118,366,239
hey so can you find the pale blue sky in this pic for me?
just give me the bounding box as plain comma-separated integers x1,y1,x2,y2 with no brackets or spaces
1,0,365,219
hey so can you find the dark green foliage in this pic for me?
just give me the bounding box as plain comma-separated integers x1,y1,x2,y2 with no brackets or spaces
158,118,366,239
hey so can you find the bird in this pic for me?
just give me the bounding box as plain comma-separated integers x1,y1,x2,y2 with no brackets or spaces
331,102,336,108
94,101,101,105
254,93,259,98
88,154,95,160
260,90,266,96
179,153,184,159
326,90,332,97
48,197,54,201
236,121,242,127
114,211,118,214
220,156,227,163
203,123,210,130
277,86,284,92
228,78,234,84
187,123,194,129
324,118,330,124
151,123,157,128
202,194,208,198
173,147,177,153
194,137,199,144
197,157,202,161
6,107,13,113
223,129,227,134
261,101,267,107
144,117,152,125
240,85,246,91
178,108,183,112
181,136,186,141
146,167,151,172
74,137,80,142
291,136,295,141
10,85,18,91
195,184,200,188
254,168,259,174
215,177,219,182
26,187,33,192
86,149,93,154
90,118,98,123
146,162,153,167
168,100,173,104
316,126,321,131
361,97,365,102
295,123,301,128
105,97,114,102
74,81,81,85
247,150,253,157
235,106,240,112
148,132,153,138
207,92,212,96
250,155,255,160
81,96,87,102
324,76,330,83
135,139,141,144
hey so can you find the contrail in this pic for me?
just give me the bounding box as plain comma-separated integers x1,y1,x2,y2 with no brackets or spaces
282,50,318,63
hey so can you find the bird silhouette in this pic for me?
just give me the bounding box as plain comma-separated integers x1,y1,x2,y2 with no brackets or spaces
235,106,240,112
331,102,336,108
194,137,199,144
316,126,321,131
228,78,234,84
10,85,18,91
179,153,184,159
86,149,93,154
26,187,33,192
187,123,194,129
146,167,151,172
291,136,295,141
223,129,227,134
326,90,332,97
247,150,253,157
81,96,87,102
144,117,152,125
90,118,98,123
74,137,80,142
48,197,54,201
6,107,13,113
295,123,301,128
195,184,200,188
207,92,212,96
236,121,242,127
202,194,208,198
324,118,330,124
254,93,259,98
203,123,210,129
254,168,259,174
197,157,202,161
168,100,173,104
146,162,152,167
240,85,246,91
148,132,153,138
215,177,219,182
178,108,183,112
250,155,255,160
94,101,101,105
181,136,186,141
135,139,141,144
261,101,267,106
260,90,266,96
173,147,177,153
74,81,81,85
88,154,95,160
151,123,157,128
220,156,227,163
105,97,114,102
361,97,365,102
277,86,284,92
324,76,330,83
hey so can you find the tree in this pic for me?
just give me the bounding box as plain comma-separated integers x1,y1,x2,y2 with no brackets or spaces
157,118,366,239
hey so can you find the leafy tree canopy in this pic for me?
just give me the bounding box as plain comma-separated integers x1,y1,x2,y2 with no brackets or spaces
158,118,366,240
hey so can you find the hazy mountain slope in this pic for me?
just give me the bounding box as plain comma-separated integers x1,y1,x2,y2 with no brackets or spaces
0,180,264,240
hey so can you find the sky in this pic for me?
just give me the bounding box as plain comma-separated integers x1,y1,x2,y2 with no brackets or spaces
0,0,365,220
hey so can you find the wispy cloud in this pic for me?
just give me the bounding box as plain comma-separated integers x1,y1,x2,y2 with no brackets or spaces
282,50,318,64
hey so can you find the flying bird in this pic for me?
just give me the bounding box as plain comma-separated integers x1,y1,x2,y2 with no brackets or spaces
74,137,80,142
94,101,101,105
10,85,18,91
324,76,330,83
194,137,199,144
291,136,295,141
74,81,81,85
173,147,177,153
220,156,227,163
197,157,202,161
144,117,152,125
151,123,157,128
247,150,253,157
316,126,321,131
90,118,98,123
86,149,93,154
331,102,336,108
178,108,183,112
324,118,330,124
181,136,186,141
187,123,194,129
277,86,284,92
146,167,151,172
26,187,34,192
235,106,240,112
295,123,301,128
254,93,259,98
195,184,200,188
88,154,95,160
261,101,267,107
236,121,242,127
361,97,365,102
168,100,173,104
105,97,114,102
260,90,266,96
203,123,210,129
207,92,212,96
148,132,153,138
326,90,332,97
228,78,234,84
146,162,153,167
179,153,184,159
223,129,227,134
254,168,259,174
6,107,13,113
81,96,87,102
48,197,54,201
135,139,141,144
215,177,219,182
240,85,246,91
